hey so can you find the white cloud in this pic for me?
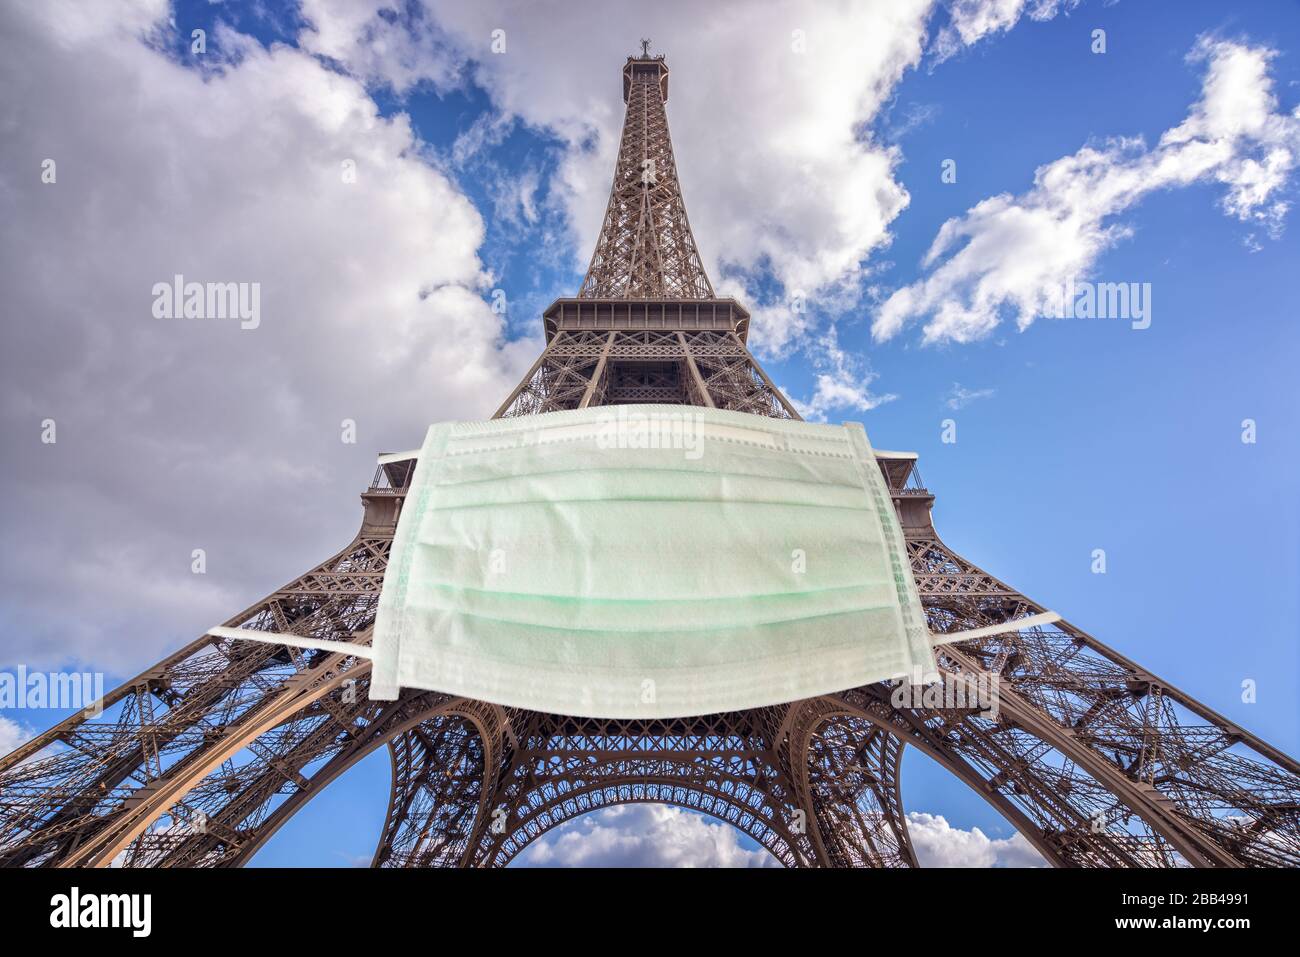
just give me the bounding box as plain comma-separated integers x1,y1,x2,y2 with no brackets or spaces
875,36,1300,345
945,383,995,409
932,0,1079,62
907,812,1046,867
511,803,1046,867
0,716,35,759
790,325,896,421
298,0,462,93
0,1,531,670
514,804,780,868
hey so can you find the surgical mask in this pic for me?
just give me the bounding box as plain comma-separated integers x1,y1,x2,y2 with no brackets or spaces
212,406,1056,718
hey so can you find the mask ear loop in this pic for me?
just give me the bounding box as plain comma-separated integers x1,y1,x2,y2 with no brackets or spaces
206,626,376,659
929,611,1061,646
210,451,420,660
229,443,1065,674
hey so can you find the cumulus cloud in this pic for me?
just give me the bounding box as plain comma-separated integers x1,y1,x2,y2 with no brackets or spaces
907,812,1046,867
298,0,462,93
511,803,1045,867
513,804,781,868
931,0,1080,62
790,326,896,421
0,1,530,670
875,36,1300,345
0,716,35,759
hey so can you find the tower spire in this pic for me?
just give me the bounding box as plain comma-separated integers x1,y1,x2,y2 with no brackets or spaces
579,50,713,299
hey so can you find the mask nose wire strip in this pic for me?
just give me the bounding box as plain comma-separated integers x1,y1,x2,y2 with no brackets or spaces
205,626,376,659
929,611,1061,646
206,612,1062,662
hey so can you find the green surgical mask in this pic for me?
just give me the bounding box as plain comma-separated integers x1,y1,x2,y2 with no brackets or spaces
213,405,1054,718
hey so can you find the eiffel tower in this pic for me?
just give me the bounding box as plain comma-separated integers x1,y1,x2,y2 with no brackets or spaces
3,48,1298,870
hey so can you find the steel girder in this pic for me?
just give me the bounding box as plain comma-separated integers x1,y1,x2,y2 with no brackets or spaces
494,330,798,419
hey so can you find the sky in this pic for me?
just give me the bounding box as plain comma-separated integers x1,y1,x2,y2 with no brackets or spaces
1,0,1298,867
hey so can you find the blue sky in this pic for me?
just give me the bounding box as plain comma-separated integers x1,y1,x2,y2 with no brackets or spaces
2,0,1298,867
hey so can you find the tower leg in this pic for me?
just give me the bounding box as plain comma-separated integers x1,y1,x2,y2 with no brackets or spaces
796,705,917,867
0,536,391,867
876,534,1300,868
371,702,505,868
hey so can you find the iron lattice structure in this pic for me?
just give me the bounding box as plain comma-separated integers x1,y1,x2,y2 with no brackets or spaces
578,53,712,299
3,51,1299,870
